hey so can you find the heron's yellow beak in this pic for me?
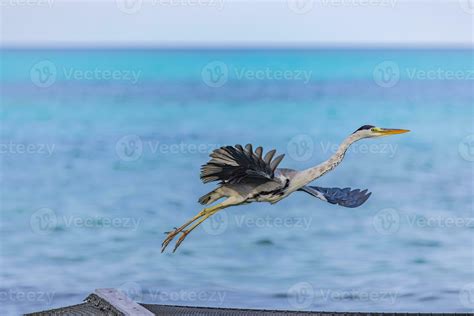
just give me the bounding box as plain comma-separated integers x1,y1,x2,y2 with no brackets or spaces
374,127,410,136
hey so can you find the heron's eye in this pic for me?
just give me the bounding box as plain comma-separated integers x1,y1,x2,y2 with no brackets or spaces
371,128,376,132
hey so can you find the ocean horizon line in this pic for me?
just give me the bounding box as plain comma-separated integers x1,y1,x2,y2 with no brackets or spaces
1,43,473,52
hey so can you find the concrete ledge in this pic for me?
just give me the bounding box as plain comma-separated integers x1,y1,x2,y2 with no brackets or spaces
87,288,154,316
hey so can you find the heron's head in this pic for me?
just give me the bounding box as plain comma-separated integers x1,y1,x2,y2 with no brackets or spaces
352,125,410,139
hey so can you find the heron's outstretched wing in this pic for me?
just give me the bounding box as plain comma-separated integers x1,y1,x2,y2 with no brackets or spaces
298,186,371,208
200,144,285,184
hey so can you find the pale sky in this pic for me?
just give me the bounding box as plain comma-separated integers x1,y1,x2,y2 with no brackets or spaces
0,0,472,47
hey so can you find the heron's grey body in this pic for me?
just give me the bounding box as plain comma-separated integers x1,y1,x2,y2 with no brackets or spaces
162,125,409,252
197,135,370,207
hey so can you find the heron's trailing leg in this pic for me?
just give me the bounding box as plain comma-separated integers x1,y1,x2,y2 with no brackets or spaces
161,208,212,252
161,197,240,253
161,211,204,252
172,207,222,252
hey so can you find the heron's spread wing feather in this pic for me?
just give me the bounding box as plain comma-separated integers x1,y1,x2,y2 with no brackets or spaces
298,186,371,208
201,144,285,184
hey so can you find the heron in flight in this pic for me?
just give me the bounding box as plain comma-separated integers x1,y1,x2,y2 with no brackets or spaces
162,125,409,253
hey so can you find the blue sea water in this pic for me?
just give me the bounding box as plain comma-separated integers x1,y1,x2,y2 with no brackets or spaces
0,49,473,315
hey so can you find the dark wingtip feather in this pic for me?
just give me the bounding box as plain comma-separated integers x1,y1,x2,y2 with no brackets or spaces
270,154,285,172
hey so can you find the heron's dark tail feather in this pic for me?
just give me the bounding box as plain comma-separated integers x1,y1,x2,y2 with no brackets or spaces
198,189,223,205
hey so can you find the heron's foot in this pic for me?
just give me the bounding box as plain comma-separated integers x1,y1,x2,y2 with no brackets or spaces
164,227,177,235
173,230,190,253
161,227,181,252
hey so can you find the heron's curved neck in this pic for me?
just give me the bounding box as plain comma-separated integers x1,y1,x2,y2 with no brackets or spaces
293,133,361,189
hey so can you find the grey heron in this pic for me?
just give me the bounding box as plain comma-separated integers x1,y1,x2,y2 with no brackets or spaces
162,125,409,253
